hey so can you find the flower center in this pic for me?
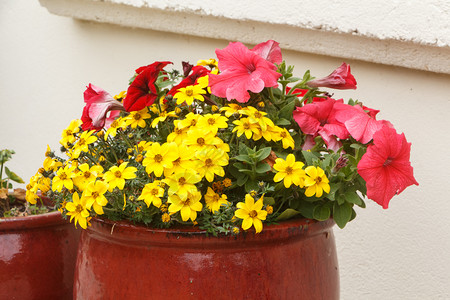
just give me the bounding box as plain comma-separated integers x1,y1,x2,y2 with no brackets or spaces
133,113,142,121
315,177,322,184
84,171,91,179
66,130,73,135
151,188,159,196
197,138,205,146
78,138,86,146
208,118,216,125
190,119,197,126
383,157,393,166
154,154,163,163
285,166,293,175
114,170,122,178
59,173,68,180
243,122,250,130
92,191,99,198
249,210,258,218
254,112,262,118
247,64,256,74
75,204,84,214
186,89,194,97
205,158,213,167
178,177,186,185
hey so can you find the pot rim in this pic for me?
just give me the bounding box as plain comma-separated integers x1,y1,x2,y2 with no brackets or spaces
0,211,67,231
86,217,335,249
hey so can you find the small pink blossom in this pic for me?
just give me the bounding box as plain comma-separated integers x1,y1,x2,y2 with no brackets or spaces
357,126,418,208
81,84,123,131
307,62,357,90
209,41,281,103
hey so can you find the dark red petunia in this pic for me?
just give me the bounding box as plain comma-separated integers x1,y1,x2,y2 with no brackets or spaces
168,65,210,96
123,61,172,112
357,126,418,208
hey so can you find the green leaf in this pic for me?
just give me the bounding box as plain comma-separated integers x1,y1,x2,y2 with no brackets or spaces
239,169,255,177
333,202,353,229
5,167,24,184
302,150,319,166
235,155,253,164
297,201,315,219
313,205,331,221
255,147,272,161
236,174,248,186
263,196,275,205
344,191,362,205
278,100,296,120
255,162,271,174
275,118,291,126
276,208,300,221
245,180,259,193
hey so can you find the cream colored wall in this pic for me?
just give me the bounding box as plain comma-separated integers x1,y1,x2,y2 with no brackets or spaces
1,1,449,299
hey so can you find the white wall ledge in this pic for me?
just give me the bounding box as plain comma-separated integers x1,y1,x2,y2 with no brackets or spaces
40,0,450,74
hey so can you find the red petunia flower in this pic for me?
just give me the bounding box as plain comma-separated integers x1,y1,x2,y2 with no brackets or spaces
307,62,357,90
357,126,418,208
81,84,123,131
293,98,350,151
209,41,281,103
168,65,210,96
123,61,172,112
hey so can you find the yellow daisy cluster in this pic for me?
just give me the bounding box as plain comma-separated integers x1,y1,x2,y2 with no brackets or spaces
227,106,295,149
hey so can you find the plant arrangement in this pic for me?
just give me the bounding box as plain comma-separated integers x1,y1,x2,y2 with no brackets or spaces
0,149,49,217
26,40,418,235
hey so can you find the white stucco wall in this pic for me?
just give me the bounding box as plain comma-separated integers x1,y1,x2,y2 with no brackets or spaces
1,1,449,299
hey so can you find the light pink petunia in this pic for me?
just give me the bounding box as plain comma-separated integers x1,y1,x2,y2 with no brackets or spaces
251,40,282,64
357,126,418,208
81,84,124,131
209,42,281,103
307,62,357,90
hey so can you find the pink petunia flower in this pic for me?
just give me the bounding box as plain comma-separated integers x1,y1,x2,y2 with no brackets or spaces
293,98,350,151
307,62,357,90
81,84,124,131
209,41,282,103
250,40,282,65
357,126,418,208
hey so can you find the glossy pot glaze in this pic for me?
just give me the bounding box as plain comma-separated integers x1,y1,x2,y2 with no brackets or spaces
74,217,339,300
0,211,80,300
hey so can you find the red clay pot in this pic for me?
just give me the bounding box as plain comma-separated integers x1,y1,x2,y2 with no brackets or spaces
74,217,339,300
0,211,81,300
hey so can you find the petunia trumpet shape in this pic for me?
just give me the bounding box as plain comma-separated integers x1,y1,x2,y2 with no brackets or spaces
81,84,124,131
123,61,172,112
307,62,357,90
357,126,418,208
209,41,281,103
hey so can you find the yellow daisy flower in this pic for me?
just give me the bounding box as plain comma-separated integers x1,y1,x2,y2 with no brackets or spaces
197,113,228,134
232,117,260,139
138,180,165,208
163,169,201,200
204,187,229,213
195,148,229,182
52,164,77,192
142,142,178,177
168,191,203,222
273,154,306,188
123,108,151,129
65,192,90,229
304,166,330,197
174,84,206,105
83,180,109,214
234,194,268,233
104,162,137,191
71,130,98,159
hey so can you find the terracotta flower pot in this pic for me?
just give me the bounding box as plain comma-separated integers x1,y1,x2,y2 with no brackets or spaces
0,211,81,300
74,217,339,300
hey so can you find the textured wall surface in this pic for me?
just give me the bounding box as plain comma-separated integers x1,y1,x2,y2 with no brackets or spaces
39,0,450,74
1,1,450,299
